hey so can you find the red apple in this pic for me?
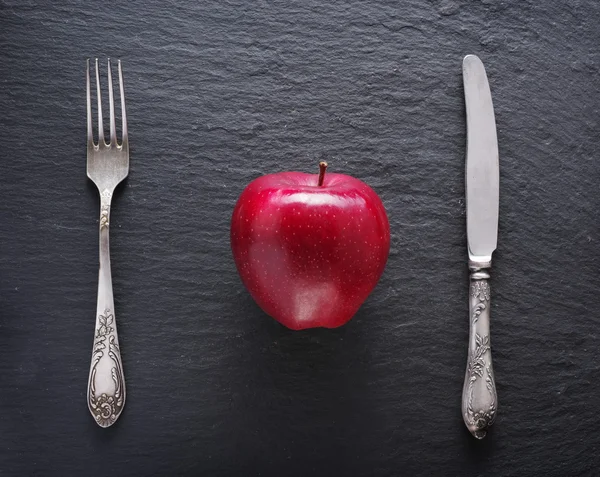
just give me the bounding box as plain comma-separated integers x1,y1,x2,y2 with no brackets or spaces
230,162,390,330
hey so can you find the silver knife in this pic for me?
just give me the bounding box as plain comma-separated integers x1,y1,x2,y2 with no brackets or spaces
461,54,499,439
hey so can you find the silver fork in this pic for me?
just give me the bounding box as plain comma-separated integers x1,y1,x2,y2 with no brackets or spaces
86,58,129,428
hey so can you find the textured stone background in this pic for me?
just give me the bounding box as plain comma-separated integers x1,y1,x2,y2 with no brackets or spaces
1,0,599,475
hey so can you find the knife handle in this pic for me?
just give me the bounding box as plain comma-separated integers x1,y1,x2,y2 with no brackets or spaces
462,264,497,439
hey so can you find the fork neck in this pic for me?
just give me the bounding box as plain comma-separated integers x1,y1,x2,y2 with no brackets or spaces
99,189,113,231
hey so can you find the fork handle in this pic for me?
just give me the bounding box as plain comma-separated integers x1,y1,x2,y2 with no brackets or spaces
87,189,126,427
462,264,497,439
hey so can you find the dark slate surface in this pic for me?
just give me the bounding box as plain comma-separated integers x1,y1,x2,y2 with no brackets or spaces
1,0,599,475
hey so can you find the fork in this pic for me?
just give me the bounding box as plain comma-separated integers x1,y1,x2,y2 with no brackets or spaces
86,58,129,428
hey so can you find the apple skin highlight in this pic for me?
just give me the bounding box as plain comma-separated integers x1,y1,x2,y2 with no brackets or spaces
230,167,390,330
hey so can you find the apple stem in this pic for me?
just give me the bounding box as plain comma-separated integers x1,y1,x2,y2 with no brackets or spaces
318,161,328,186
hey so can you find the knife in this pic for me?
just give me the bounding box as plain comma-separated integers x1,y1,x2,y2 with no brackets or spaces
461,54,499,439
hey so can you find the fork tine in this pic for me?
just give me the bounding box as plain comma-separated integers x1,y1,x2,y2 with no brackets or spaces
118,60,127,149
107,58,117,146
95,58,105,145
86,59,93,148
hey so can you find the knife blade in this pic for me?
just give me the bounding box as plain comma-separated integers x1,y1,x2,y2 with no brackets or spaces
461,54,499,439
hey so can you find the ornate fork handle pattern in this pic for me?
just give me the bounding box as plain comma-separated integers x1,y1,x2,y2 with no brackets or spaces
462,265,497,439
87,190,126,427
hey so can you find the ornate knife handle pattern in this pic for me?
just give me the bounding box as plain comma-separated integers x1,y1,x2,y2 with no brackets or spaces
87,190,126,427
462,265,497,439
